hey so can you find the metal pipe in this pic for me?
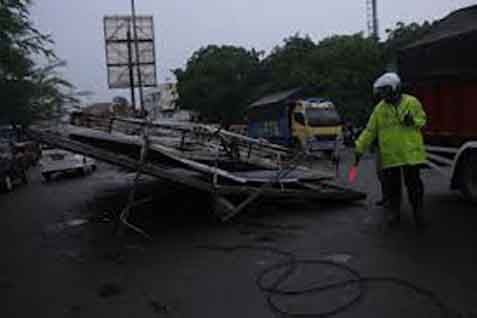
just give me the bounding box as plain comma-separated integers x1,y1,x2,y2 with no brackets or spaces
131,0,145,116
372,0,379,40
126,27,136,111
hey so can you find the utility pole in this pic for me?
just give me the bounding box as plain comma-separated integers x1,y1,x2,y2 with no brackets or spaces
126,27,136,111
131,0,145,116
367,0,379,40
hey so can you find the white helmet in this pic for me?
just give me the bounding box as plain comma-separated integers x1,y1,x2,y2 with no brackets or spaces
373,72,401,92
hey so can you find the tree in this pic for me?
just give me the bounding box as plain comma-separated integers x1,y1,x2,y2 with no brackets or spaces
30,61,79,121
260,34,317,92
0,0,75,125
261,33,385,126
384,21,434,69
308,34,386,126
173,21,434,128
174,45,262,124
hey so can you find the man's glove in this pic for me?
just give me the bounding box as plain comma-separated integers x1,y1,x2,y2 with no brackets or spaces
403,113,414,126
354,152,362,166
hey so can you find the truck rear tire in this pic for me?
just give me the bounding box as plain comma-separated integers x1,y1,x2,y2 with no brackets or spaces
460,152,477,203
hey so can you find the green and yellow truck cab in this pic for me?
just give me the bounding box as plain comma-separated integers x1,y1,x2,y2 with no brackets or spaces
247,88,343,154
291,98,342,152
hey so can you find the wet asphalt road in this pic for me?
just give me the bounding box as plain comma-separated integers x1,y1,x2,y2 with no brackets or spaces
1,153,477,318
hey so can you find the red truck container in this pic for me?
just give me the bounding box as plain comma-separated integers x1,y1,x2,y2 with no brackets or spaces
399,5,477,202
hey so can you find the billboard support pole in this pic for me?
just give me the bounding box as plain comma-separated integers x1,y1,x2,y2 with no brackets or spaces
127,27,136,111
131,0,145,117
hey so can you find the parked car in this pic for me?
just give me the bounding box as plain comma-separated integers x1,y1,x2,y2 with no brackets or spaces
40,149,96,182
0,143,28,192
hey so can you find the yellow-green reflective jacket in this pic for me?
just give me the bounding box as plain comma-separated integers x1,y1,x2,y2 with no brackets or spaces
355,94,427,169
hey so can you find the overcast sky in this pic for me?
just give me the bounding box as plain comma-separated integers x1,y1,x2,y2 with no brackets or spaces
31,0,475,102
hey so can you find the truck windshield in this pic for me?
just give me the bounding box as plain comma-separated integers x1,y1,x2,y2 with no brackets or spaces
306,108,341,127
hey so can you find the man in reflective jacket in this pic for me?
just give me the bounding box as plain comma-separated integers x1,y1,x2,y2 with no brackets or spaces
355,72,427,228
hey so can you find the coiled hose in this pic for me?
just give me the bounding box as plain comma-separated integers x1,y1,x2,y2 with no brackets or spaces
198,244,455,318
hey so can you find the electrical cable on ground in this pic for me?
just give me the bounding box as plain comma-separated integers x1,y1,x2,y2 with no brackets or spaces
197,244,456,318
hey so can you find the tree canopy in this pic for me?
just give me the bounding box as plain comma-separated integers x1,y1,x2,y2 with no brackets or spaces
174,21,434,127
261,34,317,92
174,45,262,125
0,0,75,125
383,21,434,69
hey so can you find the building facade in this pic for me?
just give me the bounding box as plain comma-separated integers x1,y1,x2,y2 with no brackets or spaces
144,83,178,118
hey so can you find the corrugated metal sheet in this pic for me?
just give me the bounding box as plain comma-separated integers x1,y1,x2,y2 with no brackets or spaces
404,5,477,49
249,88,302,108
400,6,477,147
400,6,477,81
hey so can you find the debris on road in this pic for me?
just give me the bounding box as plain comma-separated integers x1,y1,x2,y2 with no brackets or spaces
28,116,365,225
26,114,366,239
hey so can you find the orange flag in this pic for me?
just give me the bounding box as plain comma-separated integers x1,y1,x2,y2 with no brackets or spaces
348,166,358,183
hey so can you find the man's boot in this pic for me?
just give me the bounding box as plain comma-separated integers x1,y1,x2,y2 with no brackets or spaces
412,195,426,230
